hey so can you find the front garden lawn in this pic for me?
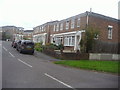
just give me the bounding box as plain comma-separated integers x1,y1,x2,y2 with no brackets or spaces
54,60,119,74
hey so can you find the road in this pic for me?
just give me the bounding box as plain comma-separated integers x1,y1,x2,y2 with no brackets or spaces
2,41,119,89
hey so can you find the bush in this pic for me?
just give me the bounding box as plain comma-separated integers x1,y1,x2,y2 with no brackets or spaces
34,42,44,52
58,44,64,50
44,43,58,50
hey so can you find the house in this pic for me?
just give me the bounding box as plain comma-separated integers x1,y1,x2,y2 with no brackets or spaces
33,11,119,54
23,30,33,40
14,27,24,41
0,26,24,41
0,27,2,40
118,1,120,19
33,21,58,45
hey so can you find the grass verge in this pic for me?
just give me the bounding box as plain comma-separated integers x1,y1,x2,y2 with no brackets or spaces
54,60,119,74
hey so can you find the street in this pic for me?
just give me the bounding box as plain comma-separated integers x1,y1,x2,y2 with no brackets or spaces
2,41,119,89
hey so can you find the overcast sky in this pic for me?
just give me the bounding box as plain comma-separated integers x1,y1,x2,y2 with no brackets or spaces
0,0,119,30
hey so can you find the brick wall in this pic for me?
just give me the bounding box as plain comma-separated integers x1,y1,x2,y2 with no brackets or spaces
89,14,118,43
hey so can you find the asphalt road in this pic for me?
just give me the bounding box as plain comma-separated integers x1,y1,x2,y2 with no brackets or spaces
2,41,119,89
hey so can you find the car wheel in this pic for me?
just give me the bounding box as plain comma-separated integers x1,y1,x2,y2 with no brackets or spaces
16,47,19,51
19,49,22,53
30,51,34,55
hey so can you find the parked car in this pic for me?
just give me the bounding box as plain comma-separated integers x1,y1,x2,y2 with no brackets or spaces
16,40,34,54
11,40,19,48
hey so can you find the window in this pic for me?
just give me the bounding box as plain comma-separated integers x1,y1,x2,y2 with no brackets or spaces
64,36,75,46
39,26,41,32
94,34,99,40
108,25,113,39
43,26,46,32
71,19,75,29
60,23,63,31
53,25,56,31
37,27,39,33
55,37,63,45
56,23,59,31
66,21,69,30
41,26,43,32
77,18,80,27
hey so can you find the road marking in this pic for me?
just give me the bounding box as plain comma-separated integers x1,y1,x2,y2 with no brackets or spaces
44,73,75,89
3,47,8,51
18,59,32,68
9,52,15,57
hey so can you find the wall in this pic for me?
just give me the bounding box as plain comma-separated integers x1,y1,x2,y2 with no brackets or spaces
88,13,119,53
118,1,120,19
89,14,119,43
89,53,120,60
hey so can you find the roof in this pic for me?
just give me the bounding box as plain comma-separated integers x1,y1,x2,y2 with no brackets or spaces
33,11,119,28
87,11,118,22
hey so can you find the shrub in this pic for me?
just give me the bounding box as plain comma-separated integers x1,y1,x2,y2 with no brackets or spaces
44,43,58,50
34,42,44,52
58,44,64,50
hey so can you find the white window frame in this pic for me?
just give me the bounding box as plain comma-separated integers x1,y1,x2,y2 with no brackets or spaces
41,26,43,32
71,19,75,29
77,18,80,27
53,25,56,31
56,23,59,31
40,26,42,32
36,27,39,33
64,36,75,46
55,37,63,45
43,26,45,32
66,21,69,30
108,25,113,39
60,23,63,31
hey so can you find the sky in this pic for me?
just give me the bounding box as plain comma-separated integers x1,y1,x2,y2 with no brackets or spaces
0,0,119,30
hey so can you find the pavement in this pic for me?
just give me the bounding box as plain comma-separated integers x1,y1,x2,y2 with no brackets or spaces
34,50,60,61
2,41,119,89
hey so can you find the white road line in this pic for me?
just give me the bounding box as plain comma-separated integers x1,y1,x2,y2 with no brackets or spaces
3,47,8,51
9,52,15,57
45,73,75,89
18,59,32,68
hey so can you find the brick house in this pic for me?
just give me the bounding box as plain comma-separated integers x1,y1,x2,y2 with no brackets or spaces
0,27,2,40
33,11,119,54
33,21,58,45
1,26,24,41
118,1,120,19
87,12,119,53
23,30,33,40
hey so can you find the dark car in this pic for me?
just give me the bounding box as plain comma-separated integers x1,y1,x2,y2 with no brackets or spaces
11,40,19,48
16,40,34,54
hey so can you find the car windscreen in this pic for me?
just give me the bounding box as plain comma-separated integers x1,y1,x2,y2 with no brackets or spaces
23,41,34,45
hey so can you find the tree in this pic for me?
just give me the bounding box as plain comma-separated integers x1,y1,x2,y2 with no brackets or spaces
80,26,99,53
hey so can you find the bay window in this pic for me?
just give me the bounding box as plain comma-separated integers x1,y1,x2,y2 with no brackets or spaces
64,36,75,46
